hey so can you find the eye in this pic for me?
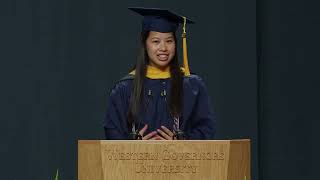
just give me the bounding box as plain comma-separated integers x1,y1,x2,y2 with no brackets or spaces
166,39,174,43
152,40,160,44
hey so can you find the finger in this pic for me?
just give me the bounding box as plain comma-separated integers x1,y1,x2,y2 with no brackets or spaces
157,129,172,140
150,135,164,140
143,131,157,140
139,124,148,136
161,126,174,137
155,135,166,140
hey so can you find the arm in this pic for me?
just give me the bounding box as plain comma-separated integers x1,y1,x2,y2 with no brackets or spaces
185,77,216,140
103,82,130,140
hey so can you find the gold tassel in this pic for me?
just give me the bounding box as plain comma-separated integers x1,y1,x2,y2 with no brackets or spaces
182,16,191,76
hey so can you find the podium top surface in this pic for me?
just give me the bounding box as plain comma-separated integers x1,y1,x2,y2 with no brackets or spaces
78,139,250,144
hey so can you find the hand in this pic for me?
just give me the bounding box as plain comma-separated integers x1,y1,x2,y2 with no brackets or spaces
156,126,175,140
138,124,160,140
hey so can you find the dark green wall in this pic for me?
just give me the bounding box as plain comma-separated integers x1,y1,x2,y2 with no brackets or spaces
258,0,320,179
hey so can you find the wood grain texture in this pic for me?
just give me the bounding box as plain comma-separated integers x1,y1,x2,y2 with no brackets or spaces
78,140,250,180
78,141,103,180
227,140,251,180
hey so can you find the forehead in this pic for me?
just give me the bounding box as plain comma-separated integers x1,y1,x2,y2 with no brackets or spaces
148,31,174,39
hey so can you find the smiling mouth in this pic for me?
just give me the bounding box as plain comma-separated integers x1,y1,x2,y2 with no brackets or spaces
157,54,169,61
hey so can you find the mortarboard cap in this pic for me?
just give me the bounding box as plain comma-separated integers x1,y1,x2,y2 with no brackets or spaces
128,7,194,76
128,7,194,33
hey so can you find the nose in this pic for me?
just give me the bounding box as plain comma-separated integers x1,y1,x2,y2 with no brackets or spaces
159,41,167,51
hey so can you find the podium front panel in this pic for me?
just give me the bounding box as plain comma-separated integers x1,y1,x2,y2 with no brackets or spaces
78,140,250,180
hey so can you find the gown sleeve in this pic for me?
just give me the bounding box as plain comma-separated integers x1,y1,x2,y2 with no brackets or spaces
184,75,216,140
103,81,131,140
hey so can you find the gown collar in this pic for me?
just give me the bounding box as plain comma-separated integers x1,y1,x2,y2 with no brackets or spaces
129,65,185,79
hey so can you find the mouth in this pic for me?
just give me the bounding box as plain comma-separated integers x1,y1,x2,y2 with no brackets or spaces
157,54,169,61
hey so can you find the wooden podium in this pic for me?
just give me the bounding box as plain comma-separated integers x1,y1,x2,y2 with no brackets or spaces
78,140,250,180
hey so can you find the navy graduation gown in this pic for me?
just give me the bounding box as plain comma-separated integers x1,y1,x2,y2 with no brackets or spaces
103,74,216,140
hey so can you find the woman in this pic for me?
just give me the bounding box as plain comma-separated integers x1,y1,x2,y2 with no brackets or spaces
103,7,216,140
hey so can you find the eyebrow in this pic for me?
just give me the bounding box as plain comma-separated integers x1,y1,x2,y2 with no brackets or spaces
150,36,174,40
165,36,174,39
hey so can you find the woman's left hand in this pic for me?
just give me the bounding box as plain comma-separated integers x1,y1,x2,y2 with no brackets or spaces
156,126,174,140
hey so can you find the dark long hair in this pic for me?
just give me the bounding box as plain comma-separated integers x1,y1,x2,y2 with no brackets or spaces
128,31,183,129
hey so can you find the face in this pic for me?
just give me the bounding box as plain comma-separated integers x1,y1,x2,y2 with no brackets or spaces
145,31,176,69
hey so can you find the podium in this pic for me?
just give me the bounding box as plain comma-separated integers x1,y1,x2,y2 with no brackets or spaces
78,140,250,180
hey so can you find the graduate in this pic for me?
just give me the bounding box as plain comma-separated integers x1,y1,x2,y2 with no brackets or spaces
103,7,216,140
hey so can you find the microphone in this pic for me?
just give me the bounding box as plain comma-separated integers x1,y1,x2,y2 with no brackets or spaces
129,131,142,140
173,117,186,140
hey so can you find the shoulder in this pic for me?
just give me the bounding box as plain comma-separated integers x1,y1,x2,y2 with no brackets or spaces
182,74,210,98
183,74,207,88
118,74,134,82
184,74,204,81
109,74,134,97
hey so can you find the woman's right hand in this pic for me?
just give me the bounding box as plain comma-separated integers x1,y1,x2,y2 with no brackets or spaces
139,124,160,140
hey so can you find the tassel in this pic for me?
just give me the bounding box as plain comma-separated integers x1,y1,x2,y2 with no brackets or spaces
182,16,191,76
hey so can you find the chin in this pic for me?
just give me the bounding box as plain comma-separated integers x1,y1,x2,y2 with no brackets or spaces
155,61,170,68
